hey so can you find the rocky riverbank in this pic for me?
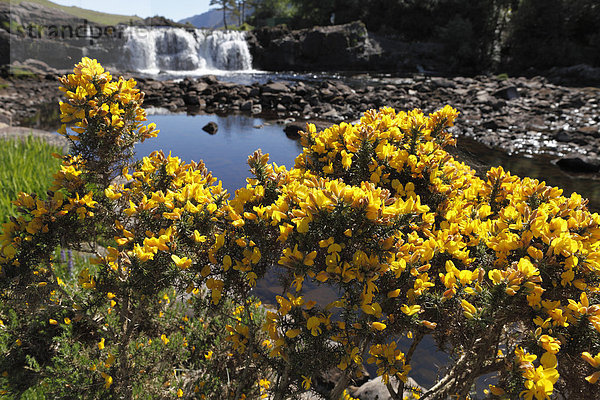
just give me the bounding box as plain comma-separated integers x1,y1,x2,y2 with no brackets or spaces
1,69,599,173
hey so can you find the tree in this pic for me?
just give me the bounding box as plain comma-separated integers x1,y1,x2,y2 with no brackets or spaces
231,0,249,26
249,0,296,26
210,0,235,30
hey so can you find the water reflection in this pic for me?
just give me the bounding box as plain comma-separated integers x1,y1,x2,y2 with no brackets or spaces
136,112,303,194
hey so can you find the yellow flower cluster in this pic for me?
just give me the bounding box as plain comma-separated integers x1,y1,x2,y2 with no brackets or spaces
227,105,600,398
58,57,156,143
366,341,410,384
96,151,228,301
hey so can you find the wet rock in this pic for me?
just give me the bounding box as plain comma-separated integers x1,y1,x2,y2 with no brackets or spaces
493,86,519,100
202,121,218,135
251,104,262,114
240,100,253,111
262,81,290,93
202,75,219,84
556,156,600,173
283,122,305,139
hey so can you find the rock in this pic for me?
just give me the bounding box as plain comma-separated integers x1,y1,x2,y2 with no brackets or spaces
556,156,600,173
3,59,600,164
351,376,424,400
202,75,219,84
137,15,186,27
475,91,494,105
311,366,369,398
284,123,305,139
249,87,260,97
202,122,218,135
193,81,209,93
240,100,253,111
554,130,572,143
183,91,199,105
577,126,600,138
251,104,262,114
482,119,500,130
1,1,128,70
0,109,12,125
493,86,519,100
430,77,456,89
321,109,340,120
263,81,290,94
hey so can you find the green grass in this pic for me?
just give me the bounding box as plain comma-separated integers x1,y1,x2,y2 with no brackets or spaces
0,136,64,224
1,0,141,26
8,66,36,77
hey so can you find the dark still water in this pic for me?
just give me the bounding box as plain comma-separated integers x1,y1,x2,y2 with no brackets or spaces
137,112,600,212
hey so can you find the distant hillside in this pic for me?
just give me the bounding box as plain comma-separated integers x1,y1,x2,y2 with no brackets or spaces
0,0,141,25
179,7,253,29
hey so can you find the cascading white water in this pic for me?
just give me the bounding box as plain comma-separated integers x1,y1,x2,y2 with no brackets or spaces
123,26,253,74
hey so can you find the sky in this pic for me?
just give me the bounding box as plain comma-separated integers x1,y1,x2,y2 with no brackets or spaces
51,0,213,22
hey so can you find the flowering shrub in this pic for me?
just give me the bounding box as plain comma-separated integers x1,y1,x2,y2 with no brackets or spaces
1,58,600,400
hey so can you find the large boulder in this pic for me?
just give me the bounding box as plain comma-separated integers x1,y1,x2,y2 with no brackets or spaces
246,21,449,73
247,21,378,71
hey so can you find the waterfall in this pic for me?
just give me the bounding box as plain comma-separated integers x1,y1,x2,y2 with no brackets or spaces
123,26,253,74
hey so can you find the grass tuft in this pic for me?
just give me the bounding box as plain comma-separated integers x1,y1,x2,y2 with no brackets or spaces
0,136,63,223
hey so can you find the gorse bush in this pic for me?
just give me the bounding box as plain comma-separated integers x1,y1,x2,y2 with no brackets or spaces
1,58,600,400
